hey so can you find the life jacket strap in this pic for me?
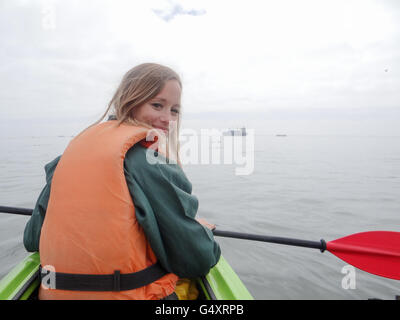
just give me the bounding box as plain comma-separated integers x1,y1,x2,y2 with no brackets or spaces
39,263,168,292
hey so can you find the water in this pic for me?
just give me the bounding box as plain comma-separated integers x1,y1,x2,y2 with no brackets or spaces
0,133,399,299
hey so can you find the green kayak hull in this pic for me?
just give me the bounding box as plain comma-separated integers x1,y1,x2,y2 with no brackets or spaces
0,253,253,300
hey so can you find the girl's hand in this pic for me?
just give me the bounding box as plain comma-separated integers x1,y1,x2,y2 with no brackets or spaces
196,218,216,231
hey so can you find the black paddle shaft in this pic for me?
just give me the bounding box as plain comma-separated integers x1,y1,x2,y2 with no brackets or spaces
0,206,33,216
213,229,327,252
0,205,327,252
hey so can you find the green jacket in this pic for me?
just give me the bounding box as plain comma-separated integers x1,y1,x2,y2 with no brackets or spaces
23,143,221,278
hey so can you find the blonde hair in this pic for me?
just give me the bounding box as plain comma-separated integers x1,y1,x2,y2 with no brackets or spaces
81,63,182,164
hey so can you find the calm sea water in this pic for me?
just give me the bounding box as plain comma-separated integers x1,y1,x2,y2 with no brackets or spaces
0,133,399,299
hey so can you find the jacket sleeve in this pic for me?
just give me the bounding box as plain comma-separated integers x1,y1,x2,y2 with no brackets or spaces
23,156,61,252
124,145,221,278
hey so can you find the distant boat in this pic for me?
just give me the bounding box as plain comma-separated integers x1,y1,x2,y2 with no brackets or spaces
223,127,247,136
275,134,287,137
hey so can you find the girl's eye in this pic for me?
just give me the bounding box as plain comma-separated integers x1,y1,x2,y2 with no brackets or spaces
152,103,162,109
171,109,179,115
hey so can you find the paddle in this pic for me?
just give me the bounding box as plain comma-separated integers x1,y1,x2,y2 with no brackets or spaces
0,206,33,216
213,229,400,281
1,205,399,280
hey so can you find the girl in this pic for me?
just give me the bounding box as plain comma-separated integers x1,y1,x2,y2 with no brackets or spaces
23,63,221,300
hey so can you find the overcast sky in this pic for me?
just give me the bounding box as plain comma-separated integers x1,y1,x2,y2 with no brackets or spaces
1,0,400,136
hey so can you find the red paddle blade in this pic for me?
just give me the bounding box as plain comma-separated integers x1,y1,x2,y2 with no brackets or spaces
326,231,400,280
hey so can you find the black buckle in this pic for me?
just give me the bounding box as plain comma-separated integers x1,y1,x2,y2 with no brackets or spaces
113,270,121,291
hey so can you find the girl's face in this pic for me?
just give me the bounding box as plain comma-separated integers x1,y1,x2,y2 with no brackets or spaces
132,79,181,134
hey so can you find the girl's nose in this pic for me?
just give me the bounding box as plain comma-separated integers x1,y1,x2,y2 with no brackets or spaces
160,111,173,123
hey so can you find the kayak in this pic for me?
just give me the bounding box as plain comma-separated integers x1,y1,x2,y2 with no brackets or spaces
0,253,253,300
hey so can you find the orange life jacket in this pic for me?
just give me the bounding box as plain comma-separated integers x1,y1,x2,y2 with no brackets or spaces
39,121,179,300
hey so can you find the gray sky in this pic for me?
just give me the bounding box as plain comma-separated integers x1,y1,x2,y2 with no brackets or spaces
1,0,400,136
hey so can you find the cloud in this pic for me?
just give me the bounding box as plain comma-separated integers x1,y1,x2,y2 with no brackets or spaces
152,1,206,22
